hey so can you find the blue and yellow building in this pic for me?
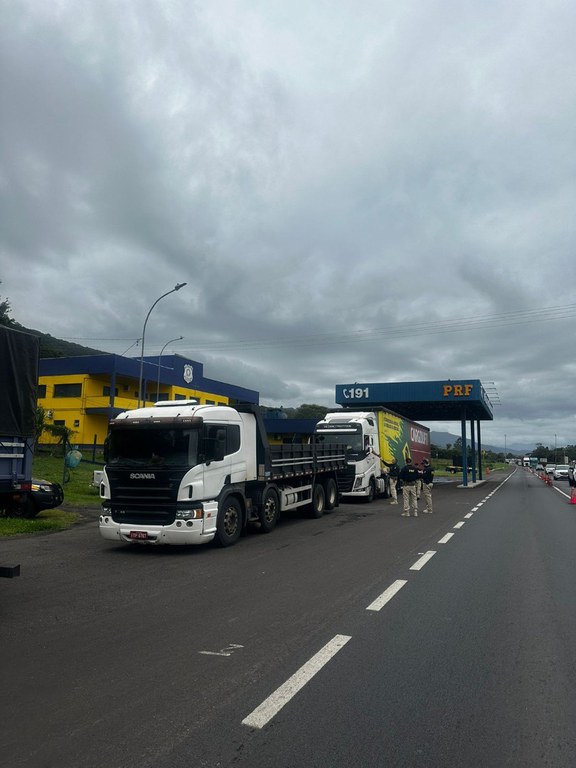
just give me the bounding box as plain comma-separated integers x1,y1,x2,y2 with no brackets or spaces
38,353,259,449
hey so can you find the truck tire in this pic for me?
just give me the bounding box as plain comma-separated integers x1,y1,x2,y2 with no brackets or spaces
309,483,326,518
215,496,242,547
365,478,376,503
258,486,280,533
324,478,338,511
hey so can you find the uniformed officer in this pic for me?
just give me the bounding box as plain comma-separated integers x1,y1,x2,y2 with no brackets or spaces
383,458,400,504
398,456,420,517
421,458,435,513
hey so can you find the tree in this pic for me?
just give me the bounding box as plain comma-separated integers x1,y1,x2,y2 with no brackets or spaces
42,423,77,456
292,404,331,420
0,281,15,327
34,405,47,450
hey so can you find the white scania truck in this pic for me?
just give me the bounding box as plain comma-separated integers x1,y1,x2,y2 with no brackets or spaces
314,409,430,502
98,401,347,547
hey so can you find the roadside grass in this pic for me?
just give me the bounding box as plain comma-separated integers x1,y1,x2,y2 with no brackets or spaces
432,459,508,477
1,453,103,537
33,453,104,506
0,508,79,537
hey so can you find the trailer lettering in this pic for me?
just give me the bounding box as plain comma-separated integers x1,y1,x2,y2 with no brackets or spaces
410,427,429,445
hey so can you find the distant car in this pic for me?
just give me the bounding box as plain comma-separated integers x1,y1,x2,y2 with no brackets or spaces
553,465,569,480
545,464,556,475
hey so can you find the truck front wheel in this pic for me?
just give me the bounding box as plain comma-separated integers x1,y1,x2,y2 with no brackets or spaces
215,497,242,547
365,478,376,503
309,483,326,518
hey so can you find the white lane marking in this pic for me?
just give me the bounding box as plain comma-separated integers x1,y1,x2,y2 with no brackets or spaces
410,551,436,570
438,533,454,544
471,506,480,511
454,521,465,529
553,485,571,499
366,579,407,612
242,634,352,729
464,512,473,518
199,644,244,657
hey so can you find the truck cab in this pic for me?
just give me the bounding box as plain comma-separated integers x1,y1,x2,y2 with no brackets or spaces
315,412,385,501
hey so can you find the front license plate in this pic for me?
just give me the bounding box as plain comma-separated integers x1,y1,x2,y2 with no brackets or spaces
129,531,148,540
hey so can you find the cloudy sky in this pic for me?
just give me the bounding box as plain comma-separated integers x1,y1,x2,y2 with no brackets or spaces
1,0,575,450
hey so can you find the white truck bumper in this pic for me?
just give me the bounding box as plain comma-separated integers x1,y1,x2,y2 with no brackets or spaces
99,501,219,546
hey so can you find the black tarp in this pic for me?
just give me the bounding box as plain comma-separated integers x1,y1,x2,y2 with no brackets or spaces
0,325,39,436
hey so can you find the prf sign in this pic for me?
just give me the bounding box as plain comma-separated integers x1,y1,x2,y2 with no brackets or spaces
443,383,474,398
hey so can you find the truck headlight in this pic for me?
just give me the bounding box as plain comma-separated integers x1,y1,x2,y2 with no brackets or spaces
176,508,203,520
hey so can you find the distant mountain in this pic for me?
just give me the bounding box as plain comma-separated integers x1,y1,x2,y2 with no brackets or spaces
431,430,530,456
9,322,105,358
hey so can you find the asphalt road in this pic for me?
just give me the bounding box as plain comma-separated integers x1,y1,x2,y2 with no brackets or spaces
1,468,575,767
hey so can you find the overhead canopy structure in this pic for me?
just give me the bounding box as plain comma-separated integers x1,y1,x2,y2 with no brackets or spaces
335,379,493,422
335,379,494,486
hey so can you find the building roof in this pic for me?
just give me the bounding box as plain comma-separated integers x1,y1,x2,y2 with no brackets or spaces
39,353,259,404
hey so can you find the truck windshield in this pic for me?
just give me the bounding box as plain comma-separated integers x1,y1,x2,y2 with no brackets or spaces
315,432,364,459
107,427,199,468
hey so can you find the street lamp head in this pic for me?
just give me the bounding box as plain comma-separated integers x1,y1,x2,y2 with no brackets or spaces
174,282,187,291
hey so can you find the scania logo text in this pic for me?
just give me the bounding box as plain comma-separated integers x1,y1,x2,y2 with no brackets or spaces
130,473,156,480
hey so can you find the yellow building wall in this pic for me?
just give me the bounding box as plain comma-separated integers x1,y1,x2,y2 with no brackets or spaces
38,373,230,449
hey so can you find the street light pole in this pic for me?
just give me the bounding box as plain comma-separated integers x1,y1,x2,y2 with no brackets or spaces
156,335,184,401
555,434,558,465
137,283,187,408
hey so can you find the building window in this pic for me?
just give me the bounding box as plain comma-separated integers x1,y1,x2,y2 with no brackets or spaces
103,386,119,397
157,393,169,401
205,399,215,405
37,384,47,399
73,420,80,427
53,383,82,398
54,419,65,426
175,393,186,400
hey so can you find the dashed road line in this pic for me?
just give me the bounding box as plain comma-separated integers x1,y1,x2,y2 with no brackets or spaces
366,579,407,612
242,474,515,729
242,634,352,729
410,551,436,570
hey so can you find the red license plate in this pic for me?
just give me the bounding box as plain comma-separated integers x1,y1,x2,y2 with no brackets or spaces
129,531,149,540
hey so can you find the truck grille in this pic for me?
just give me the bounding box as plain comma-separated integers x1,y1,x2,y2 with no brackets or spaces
105,468,187,526
336,465,356,493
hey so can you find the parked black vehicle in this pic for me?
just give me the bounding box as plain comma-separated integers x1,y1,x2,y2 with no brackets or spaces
29,478,64,517
1,478,65,519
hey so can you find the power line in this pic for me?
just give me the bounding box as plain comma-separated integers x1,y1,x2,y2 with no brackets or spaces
58,302,576,353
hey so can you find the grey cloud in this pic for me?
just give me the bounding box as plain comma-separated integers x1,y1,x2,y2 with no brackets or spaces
1,0,575,450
